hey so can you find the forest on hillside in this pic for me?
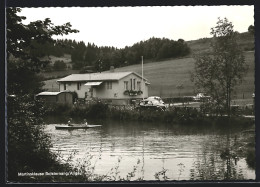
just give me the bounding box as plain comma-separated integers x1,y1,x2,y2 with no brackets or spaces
29,37,191,72
28,25,254,74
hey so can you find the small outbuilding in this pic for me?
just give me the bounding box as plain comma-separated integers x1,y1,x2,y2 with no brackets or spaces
35,91,74,104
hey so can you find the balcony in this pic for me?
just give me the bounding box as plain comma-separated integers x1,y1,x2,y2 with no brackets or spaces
124,90,143,96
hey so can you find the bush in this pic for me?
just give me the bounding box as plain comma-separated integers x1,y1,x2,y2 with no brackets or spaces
53,60,66,71
69,106,88,117
45,102,254,126
44,64,53,72
46,101,110,119
163,97,194,103
72,61,85,70
246,148,255,169
86,102,109,118
7,95,71,182
109,107,139,120
45,103,72,115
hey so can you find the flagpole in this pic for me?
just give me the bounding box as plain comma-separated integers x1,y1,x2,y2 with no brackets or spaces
141,56,144,100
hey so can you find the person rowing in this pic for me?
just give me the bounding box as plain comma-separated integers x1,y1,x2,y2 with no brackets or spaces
68,118,73,126
83,119,88,127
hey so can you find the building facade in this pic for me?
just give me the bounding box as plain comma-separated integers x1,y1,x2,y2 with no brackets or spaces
57,72,150,105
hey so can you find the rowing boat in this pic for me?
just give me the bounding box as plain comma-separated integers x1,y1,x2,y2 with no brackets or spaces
55,124,102,130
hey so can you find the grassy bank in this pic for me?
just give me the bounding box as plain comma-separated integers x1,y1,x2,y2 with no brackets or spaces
45,102,254,127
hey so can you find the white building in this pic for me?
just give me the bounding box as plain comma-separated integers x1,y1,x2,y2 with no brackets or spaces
57,71,150,105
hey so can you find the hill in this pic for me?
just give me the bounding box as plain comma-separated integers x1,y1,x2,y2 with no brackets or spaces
109,51,254,99
42,32,254,100
186,32,254,55
43,51,254,100
40,32,254,80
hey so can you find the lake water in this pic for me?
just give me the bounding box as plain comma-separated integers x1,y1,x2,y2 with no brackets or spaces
44,118,255,181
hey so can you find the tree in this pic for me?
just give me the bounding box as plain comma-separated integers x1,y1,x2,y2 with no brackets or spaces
84,43,98,65
248,25,255,35
192,18,248,117
53,60,67,71
7,8,78,95
8,95,57,181
6,8,78,182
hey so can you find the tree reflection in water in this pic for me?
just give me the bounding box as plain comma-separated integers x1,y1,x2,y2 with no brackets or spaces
189,132,253,180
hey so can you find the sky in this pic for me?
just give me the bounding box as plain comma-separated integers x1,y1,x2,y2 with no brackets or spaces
18,6,254,49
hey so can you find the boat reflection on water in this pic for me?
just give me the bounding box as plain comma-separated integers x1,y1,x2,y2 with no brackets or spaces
55,124,102,130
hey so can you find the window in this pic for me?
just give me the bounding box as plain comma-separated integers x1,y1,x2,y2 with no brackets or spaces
133,79,136,90
124,81,128,90
64,83,66,90
137,81,141,91
130,79,132,90
106,82,112,89
77,82,82,90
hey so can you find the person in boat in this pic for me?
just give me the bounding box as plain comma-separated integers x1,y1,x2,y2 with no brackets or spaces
83,119,88,127
68,118,73,126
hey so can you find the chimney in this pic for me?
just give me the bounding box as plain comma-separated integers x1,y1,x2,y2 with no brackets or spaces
110,66,115,72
